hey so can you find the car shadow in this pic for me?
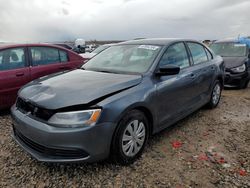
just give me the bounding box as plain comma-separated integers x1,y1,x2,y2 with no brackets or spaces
147,108,203,146
224,86,239,90
0,109,10,116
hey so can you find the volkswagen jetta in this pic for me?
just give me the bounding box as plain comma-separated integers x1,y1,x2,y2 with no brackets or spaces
11,38,224,164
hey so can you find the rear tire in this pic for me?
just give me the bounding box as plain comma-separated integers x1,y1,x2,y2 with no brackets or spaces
111,110,149,165
207,80,222,109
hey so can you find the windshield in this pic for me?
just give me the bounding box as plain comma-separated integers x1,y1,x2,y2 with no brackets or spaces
210,42,247,57
92,45,110,54
83,44,162,74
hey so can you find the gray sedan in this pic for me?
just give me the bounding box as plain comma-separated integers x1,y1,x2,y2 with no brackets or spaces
11,38,224,165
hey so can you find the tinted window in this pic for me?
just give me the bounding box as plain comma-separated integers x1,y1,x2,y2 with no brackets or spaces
31,47,60,66
188,43,208,64
0,48,26,71
159,42,190,69
59,50,68,62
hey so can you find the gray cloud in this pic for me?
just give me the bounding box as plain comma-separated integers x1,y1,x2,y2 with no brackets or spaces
61,0,70,5
61,8,70,15
0,0,249,42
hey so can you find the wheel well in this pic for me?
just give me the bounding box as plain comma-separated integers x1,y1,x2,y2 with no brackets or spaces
133,106,154,136
109,106,154,158
217,76,224,88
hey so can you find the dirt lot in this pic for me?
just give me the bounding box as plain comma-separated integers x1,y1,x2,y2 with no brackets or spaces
0,87,249,188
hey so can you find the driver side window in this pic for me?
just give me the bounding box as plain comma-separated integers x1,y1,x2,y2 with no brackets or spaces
159,42,190,69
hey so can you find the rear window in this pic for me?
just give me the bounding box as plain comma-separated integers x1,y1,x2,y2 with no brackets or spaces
30,47,68,66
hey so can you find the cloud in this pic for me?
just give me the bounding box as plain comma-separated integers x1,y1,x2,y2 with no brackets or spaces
61,8,70,15
0,0,249,42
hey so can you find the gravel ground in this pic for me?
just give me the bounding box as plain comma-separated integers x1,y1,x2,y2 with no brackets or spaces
0,86,249,188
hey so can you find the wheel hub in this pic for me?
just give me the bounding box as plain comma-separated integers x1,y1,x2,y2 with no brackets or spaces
122,120,146,157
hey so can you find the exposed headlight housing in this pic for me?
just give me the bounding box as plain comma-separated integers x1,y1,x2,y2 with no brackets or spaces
48,109,101,128
231,64,246,73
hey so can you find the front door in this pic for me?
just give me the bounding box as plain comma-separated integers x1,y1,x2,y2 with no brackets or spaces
0,47,30,109
154,42,196,128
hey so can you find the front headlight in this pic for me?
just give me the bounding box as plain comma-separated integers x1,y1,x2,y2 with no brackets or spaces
48,109,101,128
231,64,246,73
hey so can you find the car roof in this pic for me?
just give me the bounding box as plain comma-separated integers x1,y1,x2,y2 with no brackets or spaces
0,43,72,51
118,38,199,46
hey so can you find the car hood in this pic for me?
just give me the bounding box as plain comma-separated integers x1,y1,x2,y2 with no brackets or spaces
19,70,142,110
222,56,247,69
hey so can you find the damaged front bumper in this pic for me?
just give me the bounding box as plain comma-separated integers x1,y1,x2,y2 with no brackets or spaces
11,106,116,163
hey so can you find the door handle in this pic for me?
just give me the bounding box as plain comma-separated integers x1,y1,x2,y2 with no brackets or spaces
16,72,24,77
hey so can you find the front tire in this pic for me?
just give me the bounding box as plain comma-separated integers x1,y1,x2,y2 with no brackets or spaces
111,110,149,165
207,80,222,109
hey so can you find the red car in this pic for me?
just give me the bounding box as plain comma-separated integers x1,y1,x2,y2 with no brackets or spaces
0,43,85,110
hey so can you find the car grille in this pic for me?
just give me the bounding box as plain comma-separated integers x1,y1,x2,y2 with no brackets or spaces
16,97,54,121
14,128,89,159
225,68,230,72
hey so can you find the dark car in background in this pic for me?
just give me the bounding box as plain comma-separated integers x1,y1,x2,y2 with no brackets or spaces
11,38,224,165
210,39,250,89
0,43,85,109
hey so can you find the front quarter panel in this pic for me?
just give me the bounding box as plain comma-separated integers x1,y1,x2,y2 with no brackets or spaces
214,55,225,85
97,76,157,130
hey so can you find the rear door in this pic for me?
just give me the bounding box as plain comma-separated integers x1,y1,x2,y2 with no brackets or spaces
28,46,72,80
155,42,196,128
0,47,30,109
186,42,215,101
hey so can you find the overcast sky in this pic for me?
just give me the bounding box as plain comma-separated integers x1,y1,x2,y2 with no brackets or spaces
0,0,249,42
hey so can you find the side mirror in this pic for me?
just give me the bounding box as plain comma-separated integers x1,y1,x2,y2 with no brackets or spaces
156,64,180,76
